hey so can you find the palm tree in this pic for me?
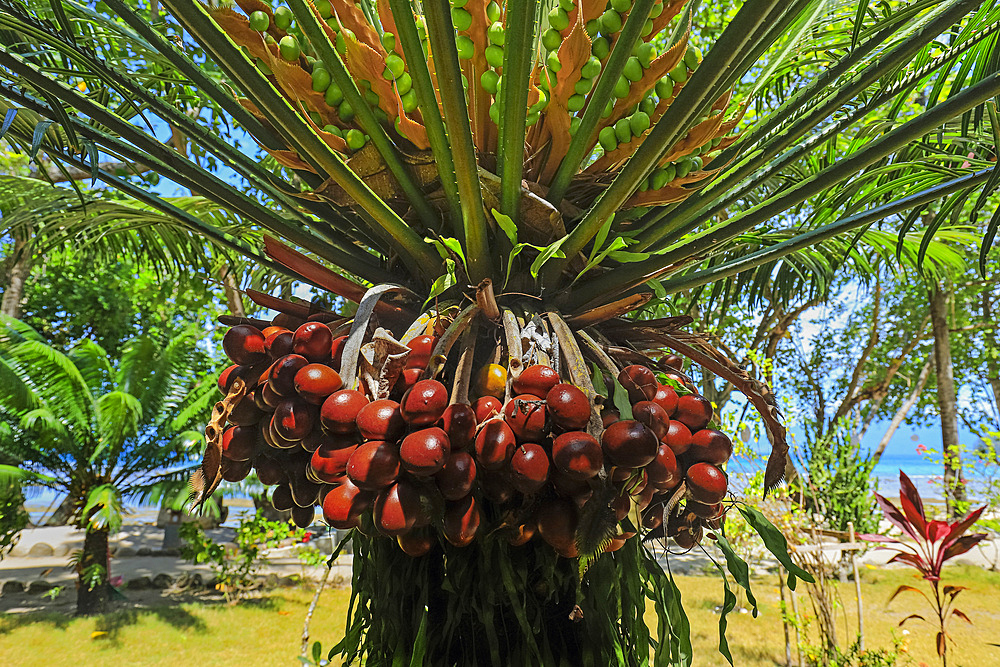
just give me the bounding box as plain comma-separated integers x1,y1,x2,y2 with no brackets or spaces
0,0,998,659
0,317,213,614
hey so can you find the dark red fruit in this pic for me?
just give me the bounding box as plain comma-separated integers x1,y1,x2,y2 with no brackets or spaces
254,455,286,486
269,354,310,396
512,364,560,398
273,398,315,440
632,476,657,510
509,443,550,494
662,420,692,455
479,471,515,504
218,364,248,394
441,404,476,450
330,335,348,369
271,483,294,511
689,428,733,465
443,495,480,547
288,465,322,507
663,354,684,370
535,497,578,552
551,472,591,500
321,390,369,434
294,363,343,404
355,399,406,441
435,450,477,500
228,397,263,426
645,444,680,489
292,322,333,362
391,368,422,400
632,400,670,440
400,379,449,426
397,528,435,557
322,478,373,529
222,425,256,462
374,480,421,537
224,325,267,365
618,365,657,403
687,500,723,519
265,330,294,359
472,396,503,423
291,505,315,528
220,457,252,482
642,501,665,530
545,383,591,430
551,431,603,481
601,407,621,428
602,419,658,468
260,383,282,410
399,427,451,476
508,521,536,546
652,384,678,416
686,462,728,504
268,419,299,449
503,395,547,441
311,441,360,483
674,394,714,432
346,440,401,490
406,335,438,369
474,419,516,469
272,313,305,330
612,486,631,521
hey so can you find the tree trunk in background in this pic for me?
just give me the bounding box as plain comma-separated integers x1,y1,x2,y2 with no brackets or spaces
871,359,933,466
75,525,110,615
929,282,966,518
44,494,77,526
1,233,30,318
220,265,245,318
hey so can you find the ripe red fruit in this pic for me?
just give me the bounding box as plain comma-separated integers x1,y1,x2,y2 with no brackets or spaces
322,478,373,529
355,399,406,441
294,363,343,404
642,501,665,530
268,419,299,449
254,455,286,486
551,431,603,481
674,394,714,432
441,403,476,450
472,395,502,423
218,364,248,394
435,451,477,500
406,335,438,370
346,440,401,490
689,428,733,465
399,427,451,476
686,462,728,504
400,379,449,426
618,365,657,403
602,419,658,468
228,396,263,426
292,322,333,362
663,354,684,370
260,383,282,410
310,440,360,483
443,495,481,547
509,443,550,494
291,505,315,529
273,398,315,440
536,497,578,552
551,472,591,500
374,480,421,537
264,330,294,359
391,368,421,400
223,325,267,365
222,425,256,461
687,500,723,519
479,471,515,504
397,528,436,557
662,420,692,455
220,457,252,482
503,395,547,441
632,400,670,440
474,419,517,469
652,384,678,416
512,364,560,398
545,383,591,430
612,486,631,521
330,335,348,369
320,390,369,434
269,354,310,396
288,464,322,507
601,407,621,428
645,444,680,489
271,483,294,511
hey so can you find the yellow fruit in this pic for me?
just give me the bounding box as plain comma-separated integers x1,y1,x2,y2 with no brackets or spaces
474,363,507,399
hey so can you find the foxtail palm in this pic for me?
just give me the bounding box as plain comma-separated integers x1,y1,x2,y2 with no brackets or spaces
1,0,998,660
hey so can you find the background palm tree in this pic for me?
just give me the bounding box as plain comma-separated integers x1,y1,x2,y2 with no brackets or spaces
0,317,213,614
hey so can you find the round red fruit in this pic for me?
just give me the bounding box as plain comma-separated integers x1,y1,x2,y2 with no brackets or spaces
474,419,517,469
443,495,480,547
441,403,476,450
397,529,435,557
228,396,263,426
645,444,679,488
253,455,285,486
618,365,657,403
264,330,294,359
472,396,502,423
273,398,315,440
512,364,560,398
346,440,401,490
310,440,359,483
503,395,547,441
355,399,406,441
509,443,550,494
632,400,670,440
551,431,603,481
689,428,733,465
435,450,477,501
320,389,368,434
223,325,266,365
406,335,438,370
686,462,728,504
330,335,348,369
662,420,692,456
222,425,256,462
218,364,248,394
374,480,421,537
601,419,658,468
294,363,343,404
545,383,591,430
663,354,684,370
535,497,578,552
674,394,714,432
269,354,309,396
292,322,333,362
220,457,252,482
400,379,448,426
652,384,678,416
399,427,451,476
322,478,373,529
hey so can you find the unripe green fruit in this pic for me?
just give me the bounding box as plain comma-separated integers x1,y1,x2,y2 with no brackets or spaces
684,45,703,70
336,31,347,55
385,53,405,78
581,56,601,79
526,111,540,126
545,51,561,72
317,0,333,17
650,168,669,190
640,96,656,115
273,6,292,30
569,116,581,136
675,157,693,178
339,100,354,122
567,94,585,111
486,1,501,22
585,19,600,36
574,77,594,95
637,42,655,68
663,163,677,182
279,35,300,61
488,22,505,46
638,177,648,191
630,111,650,135
486,44,504,67
642,18,653,36
343,128,363,150
623,57,642,82
248,10,269,32
489,103,499,123
452,7,472,31
457,35,475,59
392,72,410,95
381,32,396,52
452,0,469,6
614,118,631,144
691,156,703,171
655,76,673,99
481,70,500,94
548,8,569,31
401,89,418,112
560,0,575,8
602,98,614,118
668,60,688,83
325,82,344,106
364,88,379,106
311,66,331,92
257,58,272,76
650,1,664,18
323,124,341,137
542,28,561,52
614,75,630,98
265,33,276,45
598,126,617,151
711,136,722,147
611,0,631,11
592,36,609,61
600,9,622,33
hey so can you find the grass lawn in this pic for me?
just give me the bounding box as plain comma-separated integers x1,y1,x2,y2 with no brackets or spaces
1,566,998,665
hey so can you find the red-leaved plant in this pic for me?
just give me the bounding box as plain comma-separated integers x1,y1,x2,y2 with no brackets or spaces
859,471,987,666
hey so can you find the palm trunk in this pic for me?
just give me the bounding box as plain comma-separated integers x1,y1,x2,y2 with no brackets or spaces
871,359,932,466
75,525,110,615
1,233,30,318
928,282,966,518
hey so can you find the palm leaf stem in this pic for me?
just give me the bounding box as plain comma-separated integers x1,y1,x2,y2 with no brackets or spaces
422,0,492,283
562,70,1000,310
497,0,539,224
386,0,464,233
286,0,441,232
160,0,442,284
543,0,657,205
